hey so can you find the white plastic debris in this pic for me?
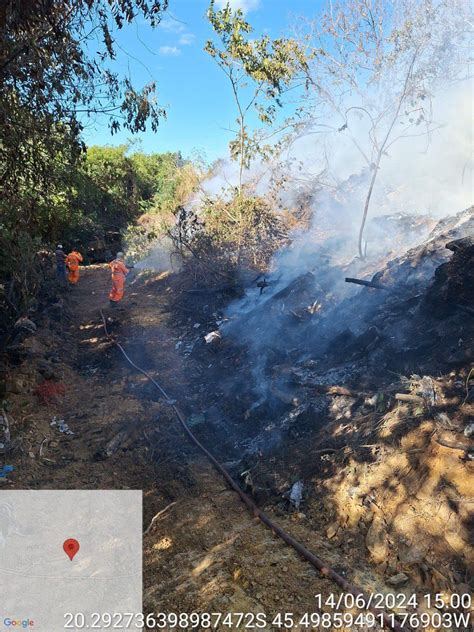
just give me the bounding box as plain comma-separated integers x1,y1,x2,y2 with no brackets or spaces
289,480,304,509
50,416,74,435
204,330,222,344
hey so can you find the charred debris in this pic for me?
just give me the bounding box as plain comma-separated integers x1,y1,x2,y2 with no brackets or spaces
169,206,473,465
162,205,474,590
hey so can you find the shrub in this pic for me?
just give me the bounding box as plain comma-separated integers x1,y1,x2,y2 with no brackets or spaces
0,228,44,337
170,194,288,286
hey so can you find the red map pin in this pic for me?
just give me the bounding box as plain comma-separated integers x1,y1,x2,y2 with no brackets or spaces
63,538,80,561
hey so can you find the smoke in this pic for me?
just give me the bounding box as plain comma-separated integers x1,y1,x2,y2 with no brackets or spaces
283,82,472,248
132,1,473,408
216,79,473,401
135,80,472,281
132,236,180,273
192,78,472,259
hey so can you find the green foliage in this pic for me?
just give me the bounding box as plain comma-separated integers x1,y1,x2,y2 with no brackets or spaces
0,0,171,334
206,2,305,107
122,155,202,261
0,120,82,238
0,1,167,139
0,0,169,236
0,141,198,334
205,1,306,191
73,146,195,247
76,145,140,234
0,141,190,252
131,151,185,215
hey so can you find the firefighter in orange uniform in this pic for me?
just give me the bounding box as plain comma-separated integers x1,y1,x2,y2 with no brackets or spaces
65,249,83,284
109,252,130,306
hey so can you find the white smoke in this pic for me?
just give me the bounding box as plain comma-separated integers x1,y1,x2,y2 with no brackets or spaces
217,78,473,401
194,79,472,263
132,236,180,272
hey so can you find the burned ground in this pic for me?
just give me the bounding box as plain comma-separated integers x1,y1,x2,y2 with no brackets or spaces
155,207,474,596
0,208,473,629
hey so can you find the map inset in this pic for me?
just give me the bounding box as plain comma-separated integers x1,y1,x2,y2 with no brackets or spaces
0,490,142,631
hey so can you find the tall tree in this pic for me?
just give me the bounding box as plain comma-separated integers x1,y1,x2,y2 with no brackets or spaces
0,0,168,232
292,0,471,257
205,0,305,195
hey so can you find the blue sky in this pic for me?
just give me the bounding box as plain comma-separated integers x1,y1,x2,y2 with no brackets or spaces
81,0,321,162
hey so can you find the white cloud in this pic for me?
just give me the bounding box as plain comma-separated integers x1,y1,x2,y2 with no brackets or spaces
178,33,195,46
214,0,261,13
159,46,181,57
158,17,186,33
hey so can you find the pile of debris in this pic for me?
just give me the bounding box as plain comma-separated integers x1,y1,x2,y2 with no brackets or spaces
424,236,474,316
169,206,474,591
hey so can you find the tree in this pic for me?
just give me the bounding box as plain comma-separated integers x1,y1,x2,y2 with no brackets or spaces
0,0,168,233
75,147,201,262
205,1,306,195
0,1,169,331
291,0,471,257
0,1,167,134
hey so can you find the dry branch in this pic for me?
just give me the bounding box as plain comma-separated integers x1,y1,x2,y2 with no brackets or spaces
345,277,387,290
143,502,177,536
395,393,424,404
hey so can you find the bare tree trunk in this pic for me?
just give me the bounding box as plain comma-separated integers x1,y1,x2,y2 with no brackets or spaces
238,117,245,196
357,50,419,259
358,150,382,258
229,72,246,197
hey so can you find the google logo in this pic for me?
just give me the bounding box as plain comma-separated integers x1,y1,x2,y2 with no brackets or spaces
3,619,34,628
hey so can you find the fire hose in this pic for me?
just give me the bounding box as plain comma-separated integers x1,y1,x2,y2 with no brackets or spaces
100,310,405,632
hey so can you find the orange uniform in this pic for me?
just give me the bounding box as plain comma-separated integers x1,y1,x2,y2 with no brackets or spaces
65,250,83,284
109,259,129,303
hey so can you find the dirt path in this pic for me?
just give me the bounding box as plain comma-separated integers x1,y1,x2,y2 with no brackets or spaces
6,266,397,629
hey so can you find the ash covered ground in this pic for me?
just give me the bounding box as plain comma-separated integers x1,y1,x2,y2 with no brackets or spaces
162,206,474,592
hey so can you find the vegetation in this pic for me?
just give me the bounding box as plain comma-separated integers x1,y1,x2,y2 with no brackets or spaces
1,0,169,233
75,147,187,242
122,154,202,262
289,0,471,257
205,1,306,194
170,194,288,286
1,0,470,333
204,0,470,259
0,0,169,334
179,1,305,285
0,143,196,334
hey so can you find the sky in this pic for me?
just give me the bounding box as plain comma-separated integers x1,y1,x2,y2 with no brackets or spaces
81,0,321,162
